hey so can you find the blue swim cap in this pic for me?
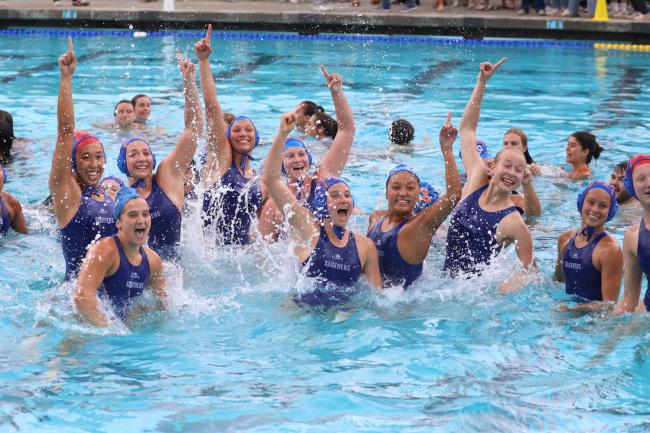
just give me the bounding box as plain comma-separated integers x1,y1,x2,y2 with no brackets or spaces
117,138,157,178
413,181,440,214
576,180,618,223
624,154,650,199
312,177,354,221
227,116,260,171
282,137,313,175
0,163,6,185
71,131,105,173
386,163,420,186
458,139,492,160
114,186,143,219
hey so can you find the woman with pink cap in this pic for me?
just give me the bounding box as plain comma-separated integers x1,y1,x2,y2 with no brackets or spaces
49,38,116,280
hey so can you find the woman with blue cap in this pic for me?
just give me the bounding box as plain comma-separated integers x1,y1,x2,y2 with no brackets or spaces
262,113,381,308
554,181,622,309
0,162,27,237
444,58,535,291
259,66,356,241
49,38,117,280
116,54,202,260
196,25,266,245
366,112,461,289
75,187,166,327
615,154,650,313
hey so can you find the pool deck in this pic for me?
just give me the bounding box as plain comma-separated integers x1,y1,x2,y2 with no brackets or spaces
1,0,650,42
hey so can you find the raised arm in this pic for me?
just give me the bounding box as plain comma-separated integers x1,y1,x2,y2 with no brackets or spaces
522,169,542,217
49,37,81,226
316,66,355,179
399,113,461,263
74,240,115,327
262,113,318,244
196,24,231,186
459,58,506,195
156,54,202,206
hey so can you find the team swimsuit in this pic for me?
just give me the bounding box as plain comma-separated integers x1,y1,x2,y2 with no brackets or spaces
0,196,9,236
638,219,650,310
561,231,607,301
146,179,181,260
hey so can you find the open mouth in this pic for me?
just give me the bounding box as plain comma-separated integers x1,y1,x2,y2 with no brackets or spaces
135,227,146,237
336,208,349,217
502,177,515,188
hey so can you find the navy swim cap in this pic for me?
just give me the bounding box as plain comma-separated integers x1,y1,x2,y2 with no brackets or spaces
458,139,492,160
117,138,157,177
312,177,354,222
386,163,420,186
282,137,313,175
114,186,143,219
576,180,618,223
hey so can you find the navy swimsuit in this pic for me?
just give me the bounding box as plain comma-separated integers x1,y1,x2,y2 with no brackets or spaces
0,196,9,236
146,179,181,260
637,219,650,310
61,189,116,280
202,162,263,245
296,228,362,308
101,236,150,320
443,185,517,277
367,216,422,288
562,231,607,301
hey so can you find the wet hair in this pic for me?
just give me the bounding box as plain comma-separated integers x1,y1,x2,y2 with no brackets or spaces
390,119,415,145
0,110,14,162
614,161,628,173
504,128,534,164
493,147,526,166
131,94,150,106
313,112,338,140
571,131,603,164
223,112,236,125
299,100,324,117
114,100,134,117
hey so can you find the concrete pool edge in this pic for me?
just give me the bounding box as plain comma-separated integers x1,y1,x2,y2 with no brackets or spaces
1,1,650,43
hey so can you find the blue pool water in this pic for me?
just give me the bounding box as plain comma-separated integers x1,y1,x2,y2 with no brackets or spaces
2,28,650,432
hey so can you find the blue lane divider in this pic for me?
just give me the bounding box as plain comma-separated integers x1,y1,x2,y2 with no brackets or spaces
0,27,595,48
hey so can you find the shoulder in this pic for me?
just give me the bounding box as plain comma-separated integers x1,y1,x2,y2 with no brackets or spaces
558,229,574,246
87,236,119,263
143,246,163,271
623,222,641,251
0,191,20,210
499,210,530,239
596,233,622,254
354,232,377,253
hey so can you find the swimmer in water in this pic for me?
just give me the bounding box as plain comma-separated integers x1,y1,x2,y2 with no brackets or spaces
196,25,267,245
444,58,535,292
259,66,355,241
0,110,14,163
94,100,146,132
263,112,381,308
554,181,622,310
294,100,324,134
388,118,415,153
74,187,166,327
49,38,117,280
614,155,650,313
564,131,603,180
610,161,641,209
305,111,337,146
116,54,202,260
0,163,27,236
367,113,461,289
100,176,125,200
132,94,152,124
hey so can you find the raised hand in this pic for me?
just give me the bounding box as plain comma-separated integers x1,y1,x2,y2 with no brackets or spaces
321,65,342,93
279,112,297,134
478,57,506,83
177,50,196,78
194,24,212,61
58,37,77,77
439,112,458,151
522,166,532,187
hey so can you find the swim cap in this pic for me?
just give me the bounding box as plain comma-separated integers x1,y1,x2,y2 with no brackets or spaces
117,138,157,177
386,164,420,186
71,132,105,172
458,139,492,160
281,137,313,175
624,154,650,199
312,177,355,229
414,181,440,214
114,186,143,219
101,175,125,188
576,180,618,223
226,116,260,171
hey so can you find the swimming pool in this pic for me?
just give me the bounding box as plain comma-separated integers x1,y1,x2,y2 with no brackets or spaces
2,28,650,432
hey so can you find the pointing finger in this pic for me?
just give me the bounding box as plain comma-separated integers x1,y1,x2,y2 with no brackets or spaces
493,57,507,70
445,111,452,126
320,65,330,80
206,24,212,46
68,36,74,52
